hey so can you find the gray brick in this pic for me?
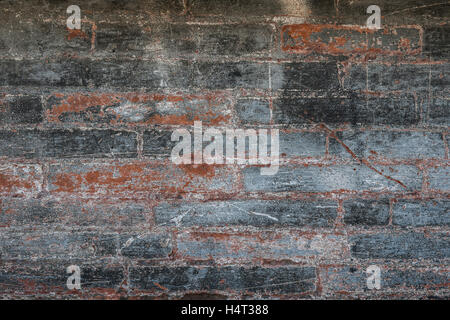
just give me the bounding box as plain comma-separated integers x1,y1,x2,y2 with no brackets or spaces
342,64,366,91
0,230,171,260
0,232,119,260
431,64,449,94
273,62,340,91
393,199,450,227
330,131,445,159
0,260,124,296
130,266,316,294
0,21,92,59
194,61,270,89
428,166,449,191
0,198,148,231
0,95,43,124
368,64,430,92
0,59,271,90
424,26,450,59
119,233,173,259
236,99,271,125
177,230,347,262
273,95,418,126
0,59,88,87
343,199,390,226
0,129,137,158
150,24,273,58
143,129,175,157
350,232,450,259
337,0,449,25
155,200,337,227
427,97,450,126
243,165,421,192
322,265,449,293
280,132,326,157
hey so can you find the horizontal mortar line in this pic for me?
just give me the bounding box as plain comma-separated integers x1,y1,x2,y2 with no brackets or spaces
0,56,283,64
0,159,448,168
0,226,339,234
161,225,450,234
3,192,448,202
31,192,449,201
0,126,141,133
1,156,447,166
0,125,447,133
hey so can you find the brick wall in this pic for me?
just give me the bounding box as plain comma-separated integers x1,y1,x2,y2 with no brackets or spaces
0,0,448,299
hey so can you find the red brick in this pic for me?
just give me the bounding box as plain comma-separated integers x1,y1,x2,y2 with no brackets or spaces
281,24,420,55
45,92,232,126
0,164,42,197
47,161,238,198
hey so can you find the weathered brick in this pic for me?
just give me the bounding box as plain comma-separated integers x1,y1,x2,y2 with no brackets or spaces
155,200,337,227
0,198,149,231
0,229,171,261
0,129,137,158
172,0,284,16
0,95,43,124
350,232,450,259
0,59,88,87
46,92,232,126
0,164,42,196
366,96,420,125
337,0,449,25
366,63,447,93
280,132,326,157
273,62,340,91
244,165,421,192
428,166,449,191
149,24,273,58
367,27,421,54
88,0,285,16
176,230,347,263
321,265,449,294
330,131,445,159
0,260,123,298
393,199,450,227
94,24,150,58
0,0,448,301
0,0,283,17
281,24,367,55
129,265,316,294
87,60,188,89
0,59,271,90
120,233,173,259
0,231,119,259
0,21,92,59
281,24,420,55
424,26,450,59
343,199,390,226
92,60,271,89
368,64,430,92
236,99,271,125
194,61,271,89
48,161,237,197
143,129,174,157
143,128,325,158
427,97,450,126
430,64,449,93
342,64,367,91
272,95,419,126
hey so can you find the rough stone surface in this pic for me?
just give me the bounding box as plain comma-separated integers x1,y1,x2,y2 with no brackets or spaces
0,0,448,300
